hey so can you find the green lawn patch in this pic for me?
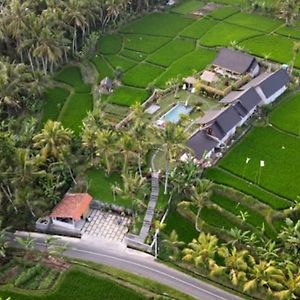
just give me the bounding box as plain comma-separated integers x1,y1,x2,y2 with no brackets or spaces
240,34,300,67
208,6,239,20
180,17,218,39
210,193,276,239
226,12,283,32
123,34,171,53
91,55,114,80
200,207,241,230
155,48,216,88
41,87,69,124
123,63,165,88
120,49,147,61
200,22,260,47
270,93,300,135
1,269,146,300
87,168,132,208
120,13,194,37
147,38,195,67
108,86,150,106
59,93,93,135
205,168,290,209
219,126,300,200
276,25,300,40
54,66,90,93
171,0,203,14
105,54,137,71
164,208,198,243
97,34,123,54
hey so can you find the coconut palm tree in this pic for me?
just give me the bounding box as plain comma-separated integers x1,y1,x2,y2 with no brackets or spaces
274,269,300,300
155,122,188,195
180,179,213,232
161,230,185,261
243,261,285,294
95,129,116,175
218,246,252,286
182,232,219,271
16,234,36,260
32,120,73,161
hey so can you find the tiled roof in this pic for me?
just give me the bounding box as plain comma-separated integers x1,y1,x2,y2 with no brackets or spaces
49,193,92,220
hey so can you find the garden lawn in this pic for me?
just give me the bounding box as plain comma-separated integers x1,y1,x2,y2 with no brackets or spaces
59,93,93,135
208,6,239,20
97,34,123,54
90,55,113,80
41,87,69,124
123,34,170,53
123,63,164,88
171,0,203,14
120,13,194,37
87,168,131,208
147,38,195,67
226,12,283,32
240,35,300,67
180,17,218,39
108,86,150,106
210,193,276,239
200,22,261,47
218,126,300,200
270,93,300,135
54,66,90,93
163,208,198,243
105,54,137,71
120,49,147,61
155,48,216,88
0,269,146,300
205,168,291,209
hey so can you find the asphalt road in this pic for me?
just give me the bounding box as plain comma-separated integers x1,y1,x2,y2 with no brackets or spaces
12,232,243,300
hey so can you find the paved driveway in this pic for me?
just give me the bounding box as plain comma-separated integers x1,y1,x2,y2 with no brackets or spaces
81,209,131,242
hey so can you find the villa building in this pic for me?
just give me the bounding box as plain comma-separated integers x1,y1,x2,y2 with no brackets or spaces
212,48,260,78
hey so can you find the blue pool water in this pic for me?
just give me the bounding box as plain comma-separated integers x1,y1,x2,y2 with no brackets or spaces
161,104,192,123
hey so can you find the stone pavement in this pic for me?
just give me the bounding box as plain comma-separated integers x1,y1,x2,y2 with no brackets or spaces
81,209,131,242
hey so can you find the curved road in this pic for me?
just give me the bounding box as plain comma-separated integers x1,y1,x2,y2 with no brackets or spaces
12,232,243,300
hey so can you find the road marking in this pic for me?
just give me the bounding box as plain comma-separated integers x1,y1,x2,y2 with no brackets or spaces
66,247,233,300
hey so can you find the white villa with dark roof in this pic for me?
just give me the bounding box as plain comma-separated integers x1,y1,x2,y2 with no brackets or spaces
187,49,290,161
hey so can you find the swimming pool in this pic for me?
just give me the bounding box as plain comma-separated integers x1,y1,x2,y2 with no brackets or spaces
160,103,192,123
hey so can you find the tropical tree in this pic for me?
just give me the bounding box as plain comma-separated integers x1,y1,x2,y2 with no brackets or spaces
15,234,36,260
32,120,73,161
182,232,219,271
274,269,300,300
277,0,300,25
166,76,182,98
115,172,148,216
161,230,185,261
0,221,8,258
155,122,188,194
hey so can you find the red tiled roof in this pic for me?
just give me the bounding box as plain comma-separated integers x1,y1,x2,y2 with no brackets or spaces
49,193,92,221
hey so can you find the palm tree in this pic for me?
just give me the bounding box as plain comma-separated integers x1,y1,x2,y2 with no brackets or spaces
16,234,36,260
95,129,116,175
116,172,148,216
32,120,73,161
186,179,213,232
218,246,251,286
161,230,185,261
155,122,188,195
117,131,137,174
0,221,8,258
274,269,300,300
166,76,182,99
243,260,285,294
182,232,219,271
